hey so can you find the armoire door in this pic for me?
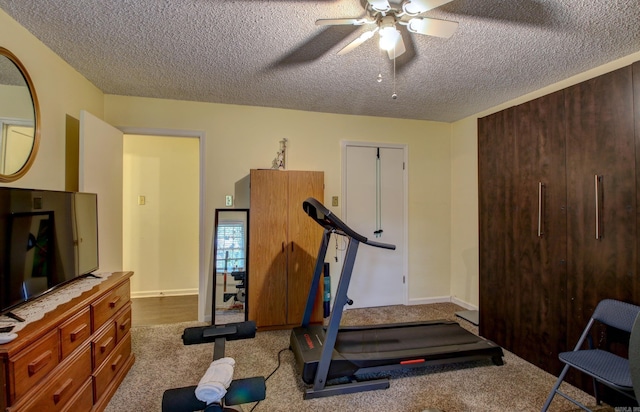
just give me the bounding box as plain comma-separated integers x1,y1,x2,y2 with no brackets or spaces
286,171,324,325
513,90,567,374
248,169,288,327
478,107,517,349
565,65,637,393
565,65,637,329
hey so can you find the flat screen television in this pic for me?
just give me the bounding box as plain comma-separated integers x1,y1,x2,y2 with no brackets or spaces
0,187,99,318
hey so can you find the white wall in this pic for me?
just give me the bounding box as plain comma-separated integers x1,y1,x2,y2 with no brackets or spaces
123,134,200,297
449,50,640,309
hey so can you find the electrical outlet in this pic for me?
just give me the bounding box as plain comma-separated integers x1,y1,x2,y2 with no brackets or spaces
138,195,146,205
332,196,339,206
225,195,233,207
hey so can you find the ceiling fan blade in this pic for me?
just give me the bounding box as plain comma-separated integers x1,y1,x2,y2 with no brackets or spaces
402,0,454,14
387,35,406,59
337,28,379,55
407,17,458,38
367,0,391,12
316,18,369,26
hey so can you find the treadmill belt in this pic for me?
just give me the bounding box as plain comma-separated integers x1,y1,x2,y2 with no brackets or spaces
335,322,481,354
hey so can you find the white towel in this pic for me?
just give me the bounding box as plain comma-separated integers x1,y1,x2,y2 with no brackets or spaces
195,357,236,404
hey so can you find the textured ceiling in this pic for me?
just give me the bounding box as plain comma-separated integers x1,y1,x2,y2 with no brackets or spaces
1,0,639,122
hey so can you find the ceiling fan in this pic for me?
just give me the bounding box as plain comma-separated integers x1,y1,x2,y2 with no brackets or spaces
317,0,458,60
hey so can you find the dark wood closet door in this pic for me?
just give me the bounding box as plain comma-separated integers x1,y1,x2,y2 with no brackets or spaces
478,107,517,349
565,65,637,386
635,61,640,303
513,90,568,374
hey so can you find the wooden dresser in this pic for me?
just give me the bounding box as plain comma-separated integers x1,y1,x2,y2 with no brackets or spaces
0,271,134,411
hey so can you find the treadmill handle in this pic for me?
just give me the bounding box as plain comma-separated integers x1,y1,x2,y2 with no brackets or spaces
364,238,396,250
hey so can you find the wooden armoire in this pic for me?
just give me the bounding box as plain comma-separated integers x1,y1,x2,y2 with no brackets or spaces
478,61,640,395
239,169,324,329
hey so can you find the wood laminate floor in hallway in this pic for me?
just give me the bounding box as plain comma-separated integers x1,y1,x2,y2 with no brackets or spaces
131,295,198,326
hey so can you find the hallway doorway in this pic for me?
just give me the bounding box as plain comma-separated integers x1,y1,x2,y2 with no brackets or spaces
123,134,200,301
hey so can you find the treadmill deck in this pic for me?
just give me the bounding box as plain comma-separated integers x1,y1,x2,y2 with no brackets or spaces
291,320,504,384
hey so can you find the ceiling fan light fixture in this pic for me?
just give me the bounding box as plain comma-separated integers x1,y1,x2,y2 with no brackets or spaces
379,26,401,51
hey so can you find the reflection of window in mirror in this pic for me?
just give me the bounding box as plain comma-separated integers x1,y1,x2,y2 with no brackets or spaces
1,120,34,174
216,221,246,273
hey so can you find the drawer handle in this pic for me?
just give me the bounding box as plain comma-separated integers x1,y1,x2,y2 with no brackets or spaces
100,336,114,353
111,354,123,371
119,318,131,331
109,296,121,308
53,378,73,404
70,324,87,342
27,350,52,376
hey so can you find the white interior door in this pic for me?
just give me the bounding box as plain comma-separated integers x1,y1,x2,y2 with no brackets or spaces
343,143,406,308
79,110,123,273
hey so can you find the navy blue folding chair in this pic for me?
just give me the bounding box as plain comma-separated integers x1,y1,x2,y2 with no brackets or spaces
541,299,640,411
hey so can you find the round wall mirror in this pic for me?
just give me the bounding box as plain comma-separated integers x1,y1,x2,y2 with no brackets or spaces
0,47,40,182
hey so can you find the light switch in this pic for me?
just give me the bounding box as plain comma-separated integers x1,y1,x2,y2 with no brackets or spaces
138,195,146,205
332,196,339,206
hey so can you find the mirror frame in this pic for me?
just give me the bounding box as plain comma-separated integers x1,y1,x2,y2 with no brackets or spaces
0,47,40,182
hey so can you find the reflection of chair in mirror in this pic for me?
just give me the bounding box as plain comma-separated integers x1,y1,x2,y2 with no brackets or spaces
222,271,246,306
542,299,640,411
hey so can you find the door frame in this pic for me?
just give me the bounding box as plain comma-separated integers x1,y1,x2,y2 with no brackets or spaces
341,140,409,306
119,126,207,321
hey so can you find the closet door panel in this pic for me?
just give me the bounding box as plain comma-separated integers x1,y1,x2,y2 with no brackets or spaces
513,90,567,374
248,170,288,327
565,65,637,351
478,108,517,349
635,61,640,303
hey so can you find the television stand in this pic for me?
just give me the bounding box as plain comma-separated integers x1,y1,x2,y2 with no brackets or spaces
0,271,134,411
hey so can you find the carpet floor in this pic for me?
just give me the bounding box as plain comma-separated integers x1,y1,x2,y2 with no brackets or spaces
105,303,611,411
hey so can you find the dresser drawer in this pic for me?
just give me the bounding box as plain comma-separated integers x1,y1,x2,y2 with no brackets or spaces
93,332,131,401
11,329,60,401
92,281,130,330
11,345,91,412
60,307,91,359
61,377,93,412
92,322,117,370
115,304,132,343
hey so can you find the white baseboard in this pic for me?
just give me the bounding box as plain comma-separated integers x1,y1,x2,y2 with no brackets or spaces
131,289,198,299
408,296,452,305
450,296,478,311
408,295,478,311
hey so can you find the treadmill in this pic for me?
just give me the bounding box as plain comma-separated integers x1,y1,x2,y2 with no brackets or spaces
290,197,504,400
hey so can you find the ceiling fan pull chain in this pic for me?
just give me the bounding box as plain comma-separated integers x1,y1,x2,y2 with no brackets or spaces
392,48,398,99
377,47,383,83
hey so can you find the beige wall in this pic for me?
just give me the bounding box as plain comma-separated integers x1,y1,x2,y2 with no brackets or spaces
104,96,454,317
0,9,104,190
5,5,640,315
449,50,640,308
123,134,200,297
